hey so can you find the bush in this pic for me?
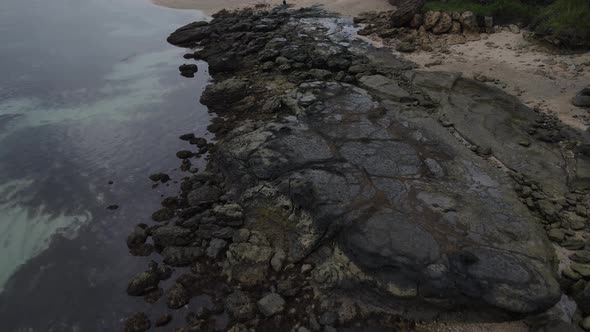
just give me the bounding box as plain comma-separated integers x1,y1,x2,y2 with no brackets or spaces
533,0,590,47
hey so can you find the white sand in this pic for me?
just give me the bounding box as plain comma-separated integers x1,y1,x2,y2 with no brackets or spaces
403,30,590,130
152,0,393,16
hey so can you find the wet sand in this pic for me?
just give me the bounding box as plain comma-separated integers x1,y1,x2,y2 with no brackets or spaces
152,0,393,16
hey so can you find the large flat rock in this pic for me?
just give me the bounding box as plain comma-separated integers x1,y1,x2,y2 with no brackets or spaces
217,81,560,315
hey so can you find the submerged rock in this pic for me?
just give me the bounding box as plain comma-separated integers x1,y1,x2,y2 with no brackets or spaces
124,312,150,332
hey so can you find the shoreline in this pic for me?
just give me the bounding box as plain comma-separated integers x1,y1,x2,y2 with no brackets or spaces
124,5,590,332
151,0,394,16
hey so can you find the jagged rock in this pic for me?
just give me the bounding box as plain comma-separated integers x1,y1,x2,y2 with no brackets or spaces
187,185,222,206
179,64,198,78
432,12,453,34
167,21,210,46
154,314,173,327
225,242,273,286
271,248,287,272
460,11,479,32
257,293,286,317
410,14,423,29
388,0,425,27
162,246,204,266
166,283,190,309
424,11,441,31
547,229,565,243
225,291,256,321
206,238,228,258
127,270,159,296
127,225,148,249
124,312,150,332
200,78,249,107
151,226,193,247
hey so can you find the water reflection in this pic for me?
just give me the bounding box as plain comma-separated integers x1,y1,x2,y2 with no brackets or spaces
0,0,210,330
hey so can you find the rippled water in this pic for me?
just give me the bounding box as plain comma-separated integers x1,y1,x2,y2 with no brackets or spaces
0,0,210,330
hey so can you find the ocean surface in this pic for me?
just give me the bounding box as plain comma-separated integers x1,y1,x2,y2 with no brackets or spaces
0,0,211,330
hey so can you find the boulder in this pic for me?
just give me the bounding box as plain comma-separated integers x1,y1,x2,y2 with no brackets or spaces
124,312,150,332
573,88,590,108
151,226,193,247
162,246,204,266
127,270,159,296
388,0,426,27
200,78,249,107
167,22,211,47
432,12,453,34
166,283,190,309
257,293,286,317
424,11,441,31
460,11,479,32
225,291,256,321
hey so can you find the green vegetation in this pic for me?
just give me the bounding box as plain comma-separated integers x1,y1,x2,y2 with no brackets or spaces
535,0,590,46
424,0,590,47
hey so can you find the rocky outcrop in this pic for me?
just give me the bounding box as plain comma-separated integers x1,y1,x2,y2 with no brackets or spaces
123,5,590,331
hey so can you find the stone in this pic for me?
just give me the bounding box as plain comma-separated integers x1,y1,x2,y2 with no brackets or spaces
547,229,565,243
151,208,174,222
149,173,171,183
537,200,558,219
127,270,159,296
572,251,590,264
225,291,256,321
187,185,222,206
582,316,590,331
388,0,425,27
200,78,249,107
271,249,287,272
508,24,520,34
432,12,453,34
410,14,423,29
167,21,211,46
563,266,582,280
179,64,198,78
162,246,204,266
166,283,190,309
460,11,479,32
207,238,228,258
573,88,590,108
154,314,172,327
423,11,441,31
562,239,585,250
571,263,590,278
126,225,148,249
125,312,150,332
151,226,193,247
257,293,286,317
450,21,462,34
176,150,193,159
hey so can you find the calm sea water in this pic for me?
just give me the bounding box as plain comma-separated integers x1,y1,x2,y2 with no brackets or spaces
0,0,211,330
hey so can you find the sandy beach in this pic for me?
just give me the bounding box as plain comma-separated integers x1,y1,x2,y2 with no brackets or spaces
402,30,590,131
153,0,393,16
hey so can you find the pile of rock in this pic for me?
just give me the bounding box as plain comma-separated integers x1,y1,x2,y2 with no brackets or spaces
356,10,496,52
121,5,590,332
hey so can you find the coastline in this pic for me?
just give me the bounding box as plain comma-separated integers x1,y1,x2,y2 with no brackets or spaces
124,4,590,332
152,0,394,16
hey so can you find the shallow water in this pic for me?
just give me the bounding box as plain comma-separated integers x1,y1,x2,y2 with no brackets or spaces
0,0,210,330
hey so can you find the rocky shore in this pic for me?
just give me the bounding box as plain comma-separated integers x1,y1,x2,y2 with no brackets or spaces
124,5,590,332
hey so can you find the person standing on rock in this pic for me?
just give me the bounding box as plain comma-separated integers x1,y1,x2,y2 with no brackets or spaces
283,0,287,6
